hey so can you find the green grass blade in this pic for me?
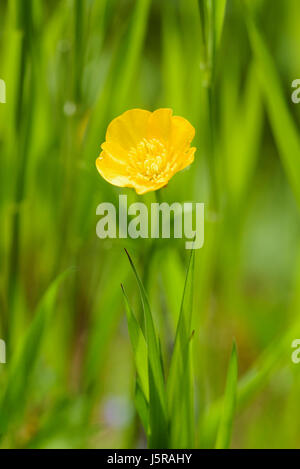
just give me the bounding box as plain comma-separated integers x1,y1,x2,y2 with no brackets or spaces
161,249,185,332
83,257,128,396
161,1,184,113
125,250,168,448
134,378,149,434
121,284,149,401
200,310,300,448
222,62,263,207
215,341,238,449
112,0,151,112
244,7,300,209
214,0,227,50
200,0,227,80
237,313,300,409
0,270,71,438
167,251,195,448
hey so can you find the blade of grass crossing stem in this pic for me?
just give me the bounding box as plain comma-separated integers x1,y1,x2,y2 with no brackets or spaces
167,251,195,448
244,8,300,209
125,250,168,448
135,378,149,434
215,342,238,449
121,285,149,401
0,270,71,438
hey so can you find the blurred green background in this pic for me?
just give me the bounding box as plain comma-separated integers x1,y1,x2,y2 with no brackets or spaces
0,0,300,449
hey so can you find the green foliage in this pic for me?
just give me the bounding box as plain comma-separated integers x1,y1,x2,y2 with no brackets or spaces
215,342,238,449
0,0,299,449
124,249,168,448
123,250,195,448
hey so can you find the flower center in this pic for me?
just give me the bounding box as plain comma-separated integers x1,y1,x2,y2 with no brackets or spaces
128,138,169,181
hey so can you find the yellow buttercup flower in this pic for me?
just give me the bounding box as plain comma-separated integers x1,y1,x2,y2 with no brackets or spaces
96,108,196,195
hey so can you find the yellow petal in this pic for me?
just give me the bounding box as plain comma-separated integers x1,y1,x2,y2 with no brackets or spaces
170,116,195,152
101,141,130,164
147,108,173,143
134,180,169,195
106,109,151,151
96,108,197,194
96,152,131,187
96,152,158,194
178,147,196,171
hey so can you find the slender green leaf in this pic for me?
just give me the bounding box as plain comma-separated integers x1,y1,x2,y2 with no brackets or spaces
125,250,168,449
215,341,238,449
167,251,195,448
214,0,227,50
200,310,300,448
121,284,149,401
134,378,149,433
245,7,300,209
0,270,71,437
